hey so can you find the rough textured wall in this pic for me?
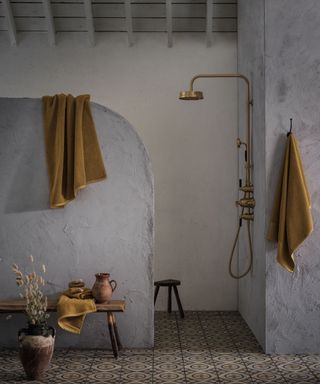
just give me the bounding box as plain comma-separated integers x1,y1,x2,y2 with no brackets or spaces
237,0,266,349
0,98,154,348
265,0,320,353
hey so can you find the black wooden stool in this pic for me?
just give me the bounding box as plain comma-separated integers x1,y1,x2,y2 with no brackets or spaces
154,279,184,318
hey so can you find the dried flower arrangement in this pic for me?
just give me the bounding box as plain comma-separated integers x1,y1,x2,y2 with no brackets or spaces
12,255,49,326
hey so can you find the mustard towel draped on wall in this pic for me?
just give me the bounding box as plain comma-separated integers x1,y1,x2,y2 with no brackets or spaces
267,133,313,272
42,94,107,208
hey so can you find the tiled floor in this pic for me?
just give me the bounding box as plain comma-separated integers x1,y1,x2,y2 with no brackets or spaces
1,311,320,383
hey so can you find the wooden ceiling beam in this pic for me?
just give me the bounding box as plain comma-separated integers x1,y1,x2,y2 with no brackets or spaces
84,0,95,46
206,0,213,47
42,0,56,46
125,0,134,46
166,0,173,47
3,0,17,46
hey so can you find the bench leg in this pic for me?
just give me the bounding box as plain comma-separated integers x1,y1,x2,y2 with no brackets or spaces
154,285,160,305
173,285,184,319
112,313,122,350
107,311,119,358
168,285,172,313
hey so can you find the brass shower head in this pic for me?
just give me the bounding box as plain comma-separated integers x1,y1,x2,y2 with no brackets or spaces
179,90,204,100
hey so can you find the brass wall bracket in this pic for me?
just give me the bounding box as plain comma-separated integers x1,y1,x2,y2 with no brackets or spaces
240,186,254,193
241,213,254,221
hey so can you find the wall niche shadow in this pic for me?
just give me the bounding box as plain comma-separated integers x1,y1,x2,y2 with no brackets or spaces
1,98,50,213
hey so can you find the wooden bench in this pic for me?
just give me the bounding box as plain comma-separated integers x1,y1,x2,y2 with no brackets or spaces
0,299,125,359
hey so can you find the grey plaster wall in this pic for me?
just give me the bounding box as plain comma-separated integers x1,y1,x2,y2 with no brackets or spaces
0,98,154,348
237,0,266,350
265,0,320,354
238,0,320,353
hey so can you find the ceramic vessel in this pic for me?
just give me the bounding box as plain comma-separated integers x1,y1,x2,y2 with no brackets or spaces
18,324,55,381
92,273,117,303
68,280,85,288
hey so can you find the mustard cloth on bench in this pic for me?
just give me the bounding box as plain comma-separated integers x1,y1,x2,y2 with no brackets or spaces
57,288,96,334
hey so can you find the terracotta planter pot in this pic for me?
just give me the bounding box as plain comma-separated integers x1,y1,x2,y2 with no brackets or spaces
18,325,55,381
92,273,117,303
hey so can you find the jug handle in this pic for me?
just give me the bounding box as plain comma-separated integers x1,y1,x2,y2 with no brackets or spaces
110,280,117,292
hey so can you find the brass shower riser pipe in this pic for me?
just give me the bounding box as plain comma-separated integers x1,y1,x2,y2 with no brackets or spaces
179,72,254,279
189,73,253,186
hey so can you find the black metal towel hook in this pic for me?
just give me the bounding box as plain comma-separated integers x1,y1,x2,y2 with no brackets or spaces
287,118,293,137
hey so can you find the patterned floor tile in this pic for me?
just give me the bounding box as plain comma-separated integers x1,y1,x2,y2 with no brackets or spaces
212,353,243,364
89,370,120,380
185,368,219,383
91,359,121,372
54,369,90,381
183,353,212,363
153,347,182,357
120,353,153,364
153,369,186,382
281,371,319,383
2,311,320,384
250,370,285,382
121,368,152,382
121,348,153,355
217,368,252,383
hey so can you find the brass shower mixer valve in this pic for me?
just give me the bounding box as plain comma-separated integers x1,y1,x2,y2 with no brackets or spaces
236,197,255,208
236,177,255,221
236,182,255,221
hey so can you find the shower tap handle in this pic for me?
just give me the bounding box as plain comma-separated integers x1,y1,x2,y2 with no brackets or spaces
245,150,247,162
239,178,242,188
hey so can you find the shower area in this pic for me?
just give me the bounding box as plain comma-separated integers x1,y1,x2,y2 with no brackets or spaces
0,0,320,364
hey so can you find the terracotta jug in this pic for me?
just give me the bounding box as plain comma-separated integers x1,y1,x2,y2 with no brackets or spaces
92,273,117,303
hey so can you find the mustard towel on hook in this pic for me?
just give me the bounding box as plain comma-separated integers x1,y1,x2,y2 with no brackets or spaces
267,133,313,272
42,94,107,208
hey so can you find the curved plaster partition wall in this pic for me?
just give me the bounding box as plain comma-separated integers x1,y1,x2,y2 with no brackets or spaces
0,98,154,348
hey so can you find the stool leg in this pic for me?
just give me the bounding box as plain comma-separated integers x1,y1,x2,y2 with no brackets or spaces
154,285,160,305
173,286,184,319
112,313,122,350
107,311,119,358
168,285,172,313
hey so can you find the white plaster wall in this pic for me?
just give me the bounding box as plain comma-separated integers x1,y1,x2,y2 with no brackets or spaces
0,32,238,310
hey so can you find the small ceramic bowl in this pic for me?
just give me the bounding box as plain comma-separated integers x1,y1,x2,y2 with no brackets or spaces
68,280,85,288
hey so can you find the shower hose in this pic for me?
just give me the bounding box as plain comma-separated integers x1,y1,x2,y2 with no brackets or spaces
228,207,253,279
